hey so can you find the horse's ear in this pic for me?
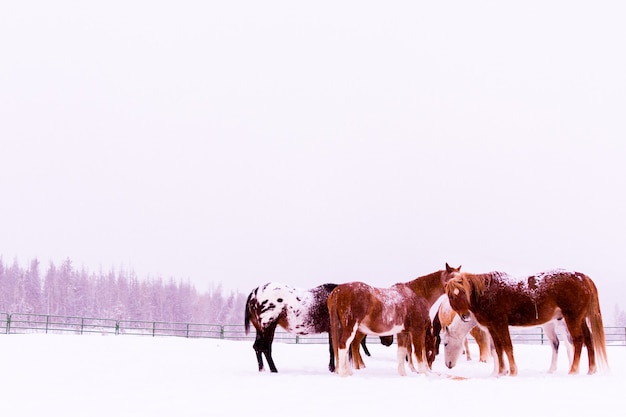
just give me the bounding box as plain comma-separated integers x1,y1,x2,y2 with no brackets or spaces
445,263,452,272
445,263,461,273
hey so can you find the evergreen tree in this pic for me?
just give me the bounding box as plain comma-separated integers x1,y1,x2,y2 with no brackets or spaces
0,256,246,325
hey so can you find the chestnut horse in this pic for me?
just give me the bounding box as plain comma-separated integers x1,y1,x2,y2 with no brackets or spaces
444,264,608,376
440,295,573,373
244,282,392,372
328,269,450,376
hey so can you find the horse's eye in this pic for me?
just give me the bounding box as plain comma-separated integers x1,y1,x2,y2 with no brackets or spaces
444,342,448,347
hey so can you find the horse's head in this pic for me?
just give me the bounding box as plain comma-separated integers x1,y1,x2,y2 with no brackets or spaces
442,324,464,369
444,272,473,322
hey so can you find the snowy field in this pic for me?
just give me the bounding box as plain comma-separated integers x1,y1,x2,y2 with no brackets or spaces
1,334,624,417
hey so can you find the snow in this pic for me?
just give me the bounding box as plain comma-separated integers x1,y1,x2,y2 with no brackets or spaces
1,334,624,417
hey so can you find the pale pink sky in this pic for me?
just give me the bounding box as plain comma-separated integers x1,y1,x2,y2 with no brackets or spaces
1,2,625,319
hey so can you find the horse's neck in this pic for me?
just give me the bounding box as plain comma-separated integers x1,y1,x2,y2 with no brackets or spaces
406,271,444,307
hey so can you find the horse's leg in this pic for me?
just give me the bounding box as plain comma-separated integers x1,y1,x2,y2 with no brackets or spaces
410,327,431,375
361,335,371,357
255,348,264,371
396,332,409,376
581,319,597,374
327,333,335,372
471,327,491,363
488,327,511,376
264,344,279,373
255,334,278,373
253,326,278,372
252,332,266,371
564,317,585,374
406,334,416,372
542,321,560,373
463,337,471,361
499,326,517,376
397,333,416,373
337,323,358,377
351,331,367,369
559,319,574,367
488,334,499,375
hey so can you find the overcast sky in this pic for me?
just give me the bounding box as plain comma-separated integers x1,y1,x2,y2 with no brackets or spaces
2,2,625,317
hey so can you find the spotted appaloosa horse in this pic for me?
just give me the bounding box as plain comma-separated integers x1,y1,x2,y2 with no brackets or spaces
244,282,392,372
328,269,451,376
444,264,608,376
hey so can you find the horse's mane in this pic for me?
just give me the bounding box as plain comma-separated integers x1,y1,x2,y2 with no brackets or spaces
446,272,491,304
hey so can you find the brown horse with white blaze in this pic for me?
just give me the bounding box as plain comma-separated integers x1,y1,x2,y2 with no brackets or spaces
443,264,608,376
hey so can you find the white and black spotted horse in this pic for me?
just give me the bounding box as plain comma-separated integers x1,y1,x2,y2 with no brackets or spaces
244,282,392,372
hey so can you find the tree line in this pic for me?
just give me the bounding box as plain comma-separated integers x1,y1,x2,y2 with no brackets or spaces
3,256,625,328
0,257,246,325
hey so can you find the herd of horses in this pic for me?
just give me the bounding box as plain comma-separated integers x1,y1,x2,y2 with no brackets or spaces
244,263,609,377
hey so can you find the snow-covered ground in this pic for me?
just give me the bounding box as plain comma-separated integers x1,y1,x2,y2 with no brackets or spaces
1,334,624,417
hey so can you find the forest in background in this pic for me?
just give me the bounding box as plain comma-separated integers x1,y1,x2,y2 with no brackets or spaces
2,256,625,327
0,257,246,325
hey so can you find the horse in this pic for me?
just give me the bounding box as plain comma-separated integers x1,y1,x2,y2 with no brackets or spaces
443,264,609,376
439,295,573,373
328,281,435,376
437,296,491,367
244,282,391,372
328,269,451,376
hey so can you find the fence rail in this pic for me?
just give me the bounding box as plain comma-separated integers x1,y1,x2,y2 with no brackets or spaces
1,312,625,346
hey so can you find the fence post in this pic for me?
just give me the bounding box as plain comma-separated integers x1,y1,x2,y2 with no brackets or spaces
46,315,50,334
81,317,84,335
540,327,544,345
220,325,224,339
186,323,190,338
6,314,11,334
296,335,300,344
152,321,156,337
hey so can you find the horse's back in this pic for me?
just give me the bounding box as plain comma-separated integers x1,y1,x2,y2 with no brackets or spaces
329,282,394,324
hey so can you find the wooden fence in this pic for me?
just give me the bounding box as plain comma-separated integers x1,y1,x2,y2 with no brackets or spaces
1,312,625,345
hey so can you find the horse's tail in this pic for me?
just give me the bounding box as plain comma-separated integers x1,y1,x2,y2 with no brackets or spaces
244,291,254,335
327,289,340,371
586,276,609,372
432,311,442,356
